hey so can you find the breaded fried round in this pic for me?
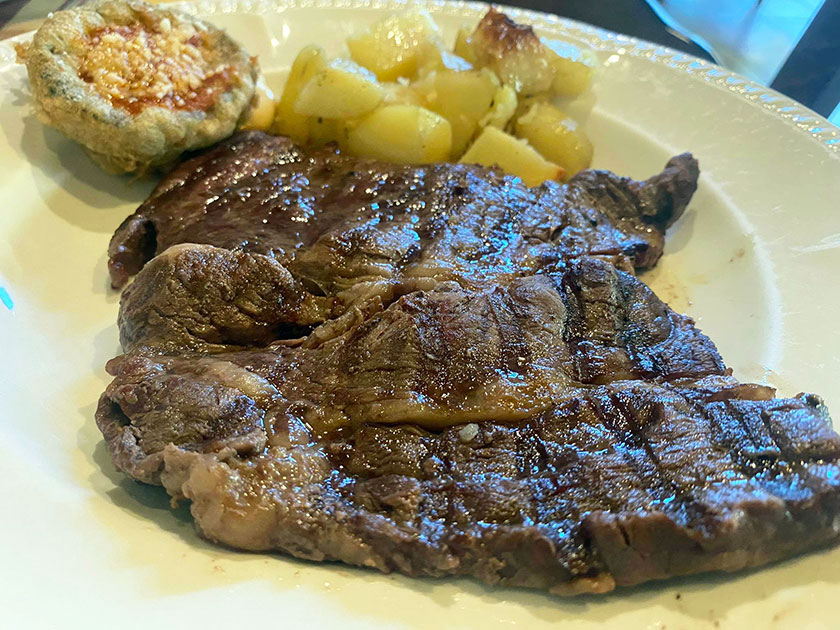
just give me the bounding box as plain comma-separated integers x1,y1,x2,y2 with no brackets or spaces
24,0,258,174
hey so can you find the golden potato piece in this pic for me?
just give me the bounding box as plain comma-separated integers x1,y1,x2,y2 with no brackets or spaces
294,58,384,119
543,39,596,98
453,27,478,65
414,68,500,157
469,8,555,95
347,11,443,82
460,126,564,186
381,82,423,107
515,101,593,177
24,0,258,174
271,45,327,143
238,75,278,132
513,93,550,122
417,48,472,78
479,84,517,130
347,105,452,164
308,116,352,149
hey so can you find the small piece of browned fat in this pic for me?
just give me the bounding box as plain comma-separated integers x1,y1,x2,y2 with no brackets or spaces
458,423,480,443
77,20,232,113
14,42,30,64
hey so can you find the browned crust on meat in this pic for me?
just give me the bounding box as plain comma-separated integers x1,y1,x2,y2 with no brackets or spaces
473,7,542,54
154,387,840,595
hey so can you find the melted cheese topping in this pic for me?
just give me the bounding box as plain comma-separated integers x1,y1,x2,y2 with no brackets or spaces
78,19,233,114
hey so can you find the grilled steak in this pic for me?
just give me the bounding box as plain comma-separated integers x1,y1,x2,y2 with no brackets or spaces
98,258,727,483
109,132,697,289
109,131,698,352
96,132,840,594
155,383,839,595
98,341,840,593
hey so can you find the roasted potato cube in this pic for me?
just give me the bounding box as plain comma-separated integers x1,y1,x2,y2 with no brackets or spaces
460,126,564,186
239,75,278,132
347,104,452,164
294,58,383,119
543,39,595,98
469,8,555,95
513,93,550,120
479,84,517,130
308,116,353,149
271,45,327,143
414,68,500,157
515,101,593,177
347,11,443,82
453,27,478,65
381,81,423,107
417,48,472,78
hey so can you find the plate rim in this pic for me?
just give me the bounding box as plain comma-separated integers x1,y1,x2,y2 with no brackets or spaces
5,0,838,156
1,2,840,626
168,0,840,156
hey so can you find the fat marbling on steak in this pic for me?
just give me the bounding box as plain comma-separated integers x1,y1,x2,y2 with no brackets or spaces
96,132,840,595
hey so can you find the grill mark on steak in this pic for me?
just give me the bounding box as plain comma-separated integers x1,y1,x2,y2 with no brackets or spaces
95,132,840,595
109,131,698,353
147,383,840,595
99,259,730,477
117,244,333,353
486,286,531,375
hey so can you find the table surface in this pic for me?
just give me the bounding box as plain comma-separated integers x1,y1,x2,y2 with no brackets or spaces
1,0,838,122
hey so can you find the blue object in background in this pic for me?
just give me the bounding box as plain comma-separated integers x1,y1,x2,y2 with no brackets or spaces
0,287,14,311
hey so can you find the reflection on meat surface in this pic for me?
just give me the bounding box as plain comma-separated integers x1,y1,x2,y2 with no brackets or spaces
96,132,840,595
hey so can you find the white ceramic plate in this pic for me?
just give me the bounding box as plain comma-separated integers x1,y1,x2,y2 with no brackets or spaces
2,1,840,628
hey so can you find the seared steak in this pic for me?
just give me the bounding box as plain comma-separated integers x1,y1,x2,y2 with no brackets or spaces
116,244,331,354
96,132,840,594
109,131,698,352
109,132,696,290
98,258,727,483
99,343,840,593
155,383,840,595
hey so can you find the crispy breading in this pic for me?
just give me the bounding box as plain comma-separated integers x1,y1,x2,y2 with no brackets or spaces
24,0,258,174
